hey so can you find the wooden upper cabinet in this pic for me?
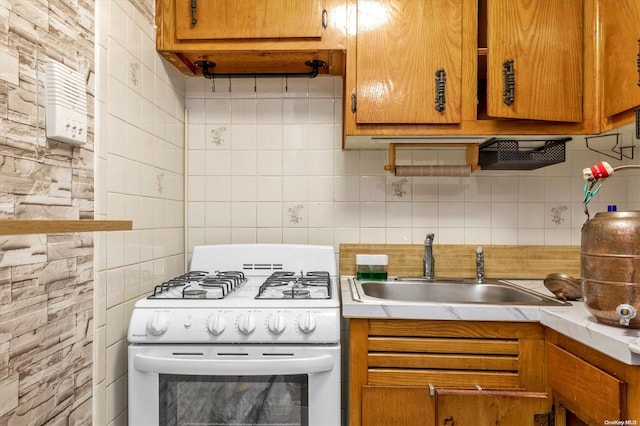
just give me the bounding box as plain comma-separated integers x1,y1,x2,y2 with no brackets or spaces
174,0,324,40
155,0,346,77
486,0,583,122
354,0,463,124
600,0,640,119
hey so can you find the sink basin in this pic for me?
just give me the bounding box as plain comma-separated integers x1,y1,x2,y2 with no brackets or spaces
350,278,568,306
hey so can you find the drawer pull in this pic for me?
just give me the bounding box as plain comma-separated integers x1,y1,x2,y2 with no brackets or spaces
435,68,447,112
503,59,515,105
190,0,197,25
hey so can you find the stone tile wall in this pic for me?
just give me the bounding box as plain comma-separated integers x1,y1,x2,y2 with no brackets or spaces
0,0,95,423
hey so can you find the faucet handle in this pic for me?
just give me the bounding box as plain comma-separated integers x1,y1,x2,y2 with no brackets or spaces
425,233,435,244
475,246,484,283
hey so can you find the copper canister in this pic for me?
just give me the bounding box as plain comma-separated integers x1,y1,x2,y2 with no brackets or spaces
581,211,640,328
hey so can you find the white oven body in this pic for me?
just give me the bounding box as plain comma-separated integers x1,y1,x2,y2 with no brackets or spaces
128,343,340,426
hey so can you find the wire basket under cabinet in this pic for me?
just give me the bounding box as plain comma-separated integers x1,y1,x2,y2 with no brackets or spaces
478,137,570,170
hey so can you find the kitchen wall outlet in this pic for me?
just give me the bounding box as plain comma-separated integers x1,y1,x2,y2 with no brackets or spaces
44,59,87,146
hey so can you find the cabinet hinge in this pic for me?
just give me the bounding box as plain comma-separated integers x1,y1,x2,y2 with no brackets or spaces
351,93,357,113
534,406,554,426
636,38,640,86
322,9,328,29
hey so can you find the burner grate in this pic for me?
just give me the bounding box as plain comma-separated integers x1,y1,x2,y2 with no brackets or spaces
256,271,331,299
149,270,246,299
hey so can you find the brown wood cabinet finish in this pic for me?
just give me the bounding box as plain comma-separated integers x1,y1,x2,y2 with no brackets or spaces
547,342,625,424
354,0,463,125
600,0,640,119
156,0,640,139
436,389,549,426
545,328,640,426
0,220,132,235
362,387,549,426
174,0,323,40
155,0,346,76
343,0,640,142
486,0,582,122
349,319,548,426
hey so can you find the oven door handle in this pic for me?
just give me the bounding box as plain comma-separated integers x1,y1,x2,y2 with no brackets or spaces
133,354,335,375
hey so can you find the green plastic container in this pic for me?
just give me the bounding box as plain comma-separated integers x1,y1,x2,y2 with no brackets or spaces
356,254,388,280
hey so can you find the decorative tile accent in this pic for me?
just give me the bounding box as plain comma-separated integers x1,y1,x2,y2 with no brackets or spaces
287,203,304,225
390,178,409,199
129,61,140,87
208,126,227,147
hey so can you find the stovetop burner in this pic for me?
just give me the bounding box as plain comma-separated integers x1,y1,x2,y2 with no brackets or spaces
282,288,311,298
183,288,207,298
256,271,331,299
149,271,246,299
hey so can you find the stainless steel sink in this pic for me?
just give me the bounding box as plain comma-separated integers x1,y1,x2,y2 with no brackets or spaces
350,278,568,306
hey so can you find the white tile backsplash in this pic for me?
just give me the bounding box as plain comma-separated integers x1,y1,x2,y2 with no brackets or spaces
181,76,640,256
255,176,282,201
257,99,283,123
257,202,284,227
231,124,257,149
95,2,187,424
386,202,412,227
360,176,386,201
308,176,335,202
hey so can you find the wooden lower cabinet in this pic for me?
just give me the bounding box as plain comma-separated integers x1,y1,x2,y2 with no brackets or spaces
349,319,550,426
362,386,548,426
546,328,640,426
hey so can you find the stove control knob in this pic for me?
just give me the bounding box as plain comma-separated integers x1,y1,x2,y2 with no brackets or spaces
147,313,170,336
298,312,317,334
238,314,256,335
207,315,226,335
268,314,287,335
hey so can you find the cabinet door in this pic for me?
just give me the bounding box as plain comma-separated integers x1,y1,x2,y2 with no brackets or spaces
486,0,582,122
436,389,549,426
362,386,549,426
362,386,435,426
355,0,463,124
601,0,640,118
547,343,626,425
175,0,324,40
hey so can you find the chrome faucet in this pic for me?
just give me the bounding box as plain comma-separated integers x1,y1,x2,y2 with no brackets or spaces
475,246,484,283
423,233,435,279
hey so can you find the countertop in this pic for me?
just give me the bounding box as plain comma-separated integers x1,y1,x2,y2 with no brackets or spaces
340,277,640,365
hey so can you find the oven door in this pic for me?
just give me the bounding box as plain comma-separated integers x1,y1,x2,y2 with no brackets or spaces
128,344,340,426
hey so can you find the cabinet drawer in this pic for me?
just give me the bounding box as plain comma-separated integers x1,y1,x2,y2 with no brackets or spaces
367,335,521,388
547,343,626,423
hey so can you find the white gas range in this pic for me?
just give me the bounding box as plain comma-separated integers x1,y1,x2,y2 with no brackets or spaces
128,244,341,426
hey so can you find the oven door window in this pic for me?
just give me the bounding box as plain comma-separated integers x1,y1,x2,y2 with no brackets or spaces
159,374,309,426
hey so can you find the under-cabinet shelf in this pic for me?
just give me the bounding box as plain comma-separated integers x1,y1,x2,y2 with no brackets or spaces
0,220,133,235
